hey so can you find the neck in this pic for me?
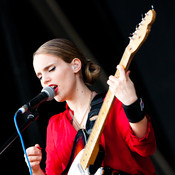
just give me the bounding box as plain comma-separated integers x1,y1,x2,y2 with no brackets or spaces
66,82,92,118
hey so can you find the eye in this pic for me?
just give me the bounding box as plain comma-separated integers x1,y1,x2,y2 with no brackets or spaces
49,66,56,72
38,75,42,81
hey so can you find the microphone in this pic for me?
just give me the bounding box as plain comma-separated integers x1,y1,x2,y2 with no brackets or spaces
18,86,56,114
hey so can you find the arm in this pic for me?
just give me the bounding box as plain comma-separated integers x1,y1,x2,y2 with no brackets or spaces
129,116,148,138
107,65,147,138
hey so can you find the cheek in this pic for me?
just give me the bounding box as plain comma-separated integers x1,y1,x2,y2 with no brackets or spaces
61,71,76,90
54,75,76,102
56,68,76,93
58,68,75,84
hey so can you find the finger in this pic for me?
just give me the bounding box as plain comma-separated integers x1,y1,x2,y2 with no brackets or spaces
28,155,42,163
107,79,111,86
109,75,118,82
35,144,42,150
29,161,41,168
107,76,119,95
26,147,41,156
107,76,118,86
117,65,126,80
126,70,131,77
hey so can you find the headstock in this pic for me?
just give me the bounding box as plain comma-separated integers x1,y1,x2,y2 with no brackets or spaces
126,9,156,54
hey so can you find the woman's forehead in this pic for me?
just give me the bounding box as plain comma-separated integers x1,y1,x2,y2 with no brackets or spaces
33,54,58,71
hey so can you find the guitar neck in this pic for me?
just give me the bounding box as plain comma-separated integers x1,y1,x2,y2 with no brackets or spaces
80,47,133,170
79,9,156,171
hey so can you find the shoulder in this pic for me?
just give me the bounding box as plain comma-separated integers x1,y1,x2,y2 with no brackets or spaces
47,109,71,131
48,111,65,124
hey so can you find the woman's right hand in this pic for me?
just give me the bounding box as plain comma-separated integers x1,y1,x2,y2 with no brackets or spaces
25,144,43,174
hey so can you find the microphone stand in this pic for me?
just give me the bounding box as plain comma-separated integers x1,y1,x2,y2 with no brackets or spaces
0,110,39,155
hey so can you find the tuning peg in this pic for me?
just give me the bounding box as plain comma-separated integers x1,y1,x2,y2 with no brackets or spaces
141,14,144,20
145,11,150,17
129,35,134,40
133,31,138,35
136,24,140,30
139,21,143,26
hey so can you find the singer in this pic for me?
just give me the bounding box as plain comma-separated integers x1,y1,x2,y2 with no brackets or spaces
25,39,156,175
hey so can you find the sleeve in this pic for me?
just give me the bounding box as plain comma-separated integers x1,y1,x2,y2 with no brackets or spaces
109,99,156,157
45,118,63,175
125,115,156,157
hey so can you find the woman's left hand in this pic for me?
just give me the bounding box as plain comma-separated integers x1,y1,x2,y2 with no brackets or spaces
107,65,138,105
107,65,148,138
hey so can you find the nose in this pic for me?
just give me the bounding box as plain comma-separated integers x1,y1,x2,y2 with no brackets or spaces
42,74,51,86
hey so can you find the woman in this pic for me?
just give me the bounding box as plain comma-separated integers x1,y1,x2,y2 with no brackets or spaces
26,38,156,175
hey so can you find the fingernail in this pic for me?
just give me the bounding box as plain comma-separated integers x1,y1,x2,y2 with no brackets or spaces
36,146,42,150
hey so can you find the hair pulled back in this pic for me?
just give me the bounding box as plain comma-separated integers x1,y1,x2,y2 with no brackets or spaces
34,38,100,86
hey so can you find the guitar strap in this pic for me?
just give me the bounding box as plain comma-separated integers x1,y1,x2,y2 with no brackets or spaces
86,92,106,135
85,92,106,174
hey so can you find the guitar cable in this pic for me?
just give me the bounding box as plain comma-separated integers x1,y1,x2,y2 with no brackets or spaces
14,110,33,175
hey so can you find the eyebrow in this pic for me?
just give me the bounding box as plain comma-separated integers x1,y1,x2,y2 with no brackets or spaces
36,63,55,77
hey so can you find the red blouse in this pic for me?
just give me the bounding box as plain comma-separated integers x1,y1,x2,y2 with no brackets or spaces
45,98,156,175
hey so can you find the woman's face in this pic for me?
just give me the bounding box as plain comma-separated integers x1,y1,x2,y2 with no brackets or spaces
33,54,78,102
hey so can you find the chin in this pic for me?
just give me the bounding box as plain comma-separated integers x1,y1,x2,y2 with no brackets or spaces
54,95,65,102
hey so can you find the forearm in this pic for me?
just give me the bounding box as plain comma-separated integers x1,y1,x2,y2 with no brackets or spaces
129,116,148,138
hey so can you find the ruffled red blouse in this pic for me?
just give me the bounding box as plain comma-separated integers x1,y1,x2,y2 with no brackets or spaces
45,98,156,175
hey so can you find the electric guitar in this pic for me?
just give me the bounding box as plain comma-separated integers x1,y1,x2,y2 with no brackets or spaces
62,8,156,175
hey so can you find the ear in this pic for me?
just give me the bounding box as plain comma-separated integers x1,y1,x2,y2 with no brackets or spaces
71,58,82,73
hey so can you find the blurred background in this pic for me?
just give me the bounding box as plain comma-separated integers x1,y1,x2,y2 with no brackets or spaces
0,0,175,174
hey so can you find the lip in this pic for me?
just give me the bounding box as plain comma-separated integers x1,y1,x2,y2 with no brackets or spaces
49,84,58,93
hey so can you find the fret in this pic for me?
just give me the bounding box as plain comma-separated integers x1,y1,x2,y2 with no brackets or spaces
81,154,88,166
119,48,131,69
85,143,91,153
89,132,95,141
84,149,90,158
94,124,99,132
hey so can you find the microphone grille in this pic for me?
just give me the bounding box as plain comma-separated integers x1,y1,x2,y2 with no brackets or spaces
41,86,55,101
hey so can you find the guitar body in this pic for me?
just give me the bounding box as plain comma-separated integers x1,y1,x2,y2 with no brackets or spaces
61,130,103,175
68,149,103,175
61,130,86,175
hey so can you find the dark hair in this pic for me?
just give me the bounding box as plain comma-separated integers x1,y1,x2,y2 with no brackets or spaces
34,38,100,86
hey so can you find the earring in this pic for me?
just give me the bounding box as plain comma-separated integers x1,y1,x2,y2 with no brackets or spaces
73,64,78,70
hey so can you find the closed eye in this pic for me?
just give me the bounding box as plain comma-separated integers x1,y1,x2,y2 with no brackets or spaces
38,75,42,81
36,65,56,81
49,66,56,72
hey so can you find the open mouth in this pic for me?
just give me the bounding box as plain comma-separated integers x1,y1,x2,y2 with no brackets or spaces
49,84,58,93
